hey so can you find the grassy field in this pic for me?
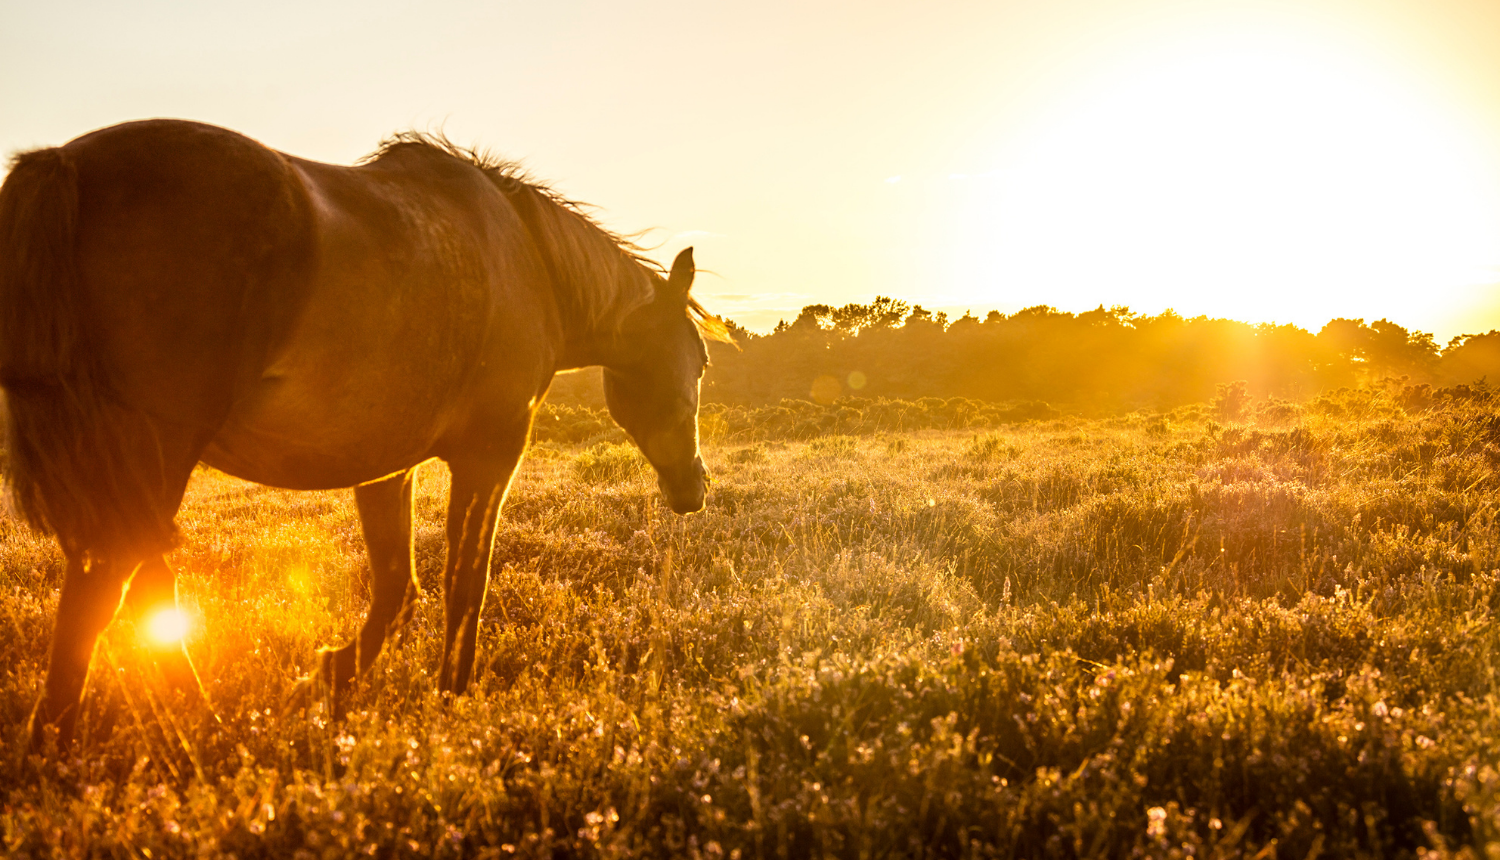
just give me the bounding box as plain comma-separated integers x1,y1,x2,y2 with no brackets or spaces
4,385,1500,858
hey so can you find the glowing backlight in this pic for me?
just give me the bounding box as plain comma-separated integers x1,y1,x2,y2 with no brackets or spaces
146,608,190,646
287,566,312,593
959,32,1500,334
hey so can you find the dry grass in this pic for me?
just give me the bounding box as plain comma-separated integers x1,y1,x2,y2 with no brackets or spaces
3,387,1500,857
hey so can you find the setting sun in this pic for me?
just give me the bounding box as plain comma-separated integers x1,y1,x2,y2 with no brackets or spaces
957,30,1500,334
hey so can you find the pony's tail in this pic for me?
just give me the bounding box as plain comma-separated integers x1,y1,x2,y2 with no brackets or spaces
0,148,176,558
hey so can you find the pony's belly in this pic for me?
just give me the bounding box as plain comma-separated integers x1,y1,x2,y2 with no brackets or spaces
200,440,419,490
200,434,424,490
201,389,438,490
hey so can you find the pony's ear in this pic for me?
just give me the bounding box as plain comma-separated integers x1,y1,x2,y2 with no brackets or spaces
665,247,695,300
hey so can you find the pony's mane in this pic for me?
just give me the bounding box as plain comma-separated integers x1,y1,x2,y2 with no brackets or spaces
364,132,731,344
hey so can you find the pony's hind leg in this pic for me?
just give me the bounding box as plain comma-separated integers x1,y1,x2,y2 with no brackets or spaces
322,468,419,695
23,417,207,751
122,556,205,695
29,553,139,750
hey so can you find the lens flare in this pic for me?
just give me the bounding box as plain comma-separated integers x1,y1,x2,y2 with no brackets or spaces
146,608,190,646
287,566,312,593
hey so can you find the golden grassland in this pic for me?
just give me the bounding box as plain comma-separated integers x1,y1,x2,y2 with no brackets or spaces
4,386,1500,858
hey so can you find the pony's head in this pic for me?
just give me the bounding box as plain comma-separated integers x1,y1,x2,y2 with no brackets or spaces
603,248,726,515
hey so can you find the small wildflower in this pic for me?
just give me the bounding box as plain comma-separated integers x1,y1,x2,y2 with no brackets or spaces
1146,806,1167,838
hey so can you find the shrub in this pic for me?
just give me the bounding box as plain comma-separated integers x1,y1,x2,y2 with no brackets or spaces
1212,380,1252,421
805,435,859,458
572,442,643,483
727,444,766,464
966,432,1017,461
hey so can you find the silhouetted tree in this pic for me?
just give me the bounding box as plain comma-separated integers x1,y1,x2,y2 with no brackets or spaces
563,297,1500,412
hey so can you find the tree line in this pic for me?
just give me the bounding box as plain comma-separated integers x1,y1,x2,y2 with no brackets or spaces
550,297,1500,411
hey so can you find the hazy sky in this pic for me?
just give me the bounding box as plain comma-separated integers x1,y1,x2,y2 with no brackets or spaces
6,0,1500,338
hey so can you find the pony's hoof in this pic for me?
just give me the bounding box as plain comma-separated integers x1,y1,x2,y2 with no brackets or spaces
26,717,61,757
284,662,347,721
284,675,322,713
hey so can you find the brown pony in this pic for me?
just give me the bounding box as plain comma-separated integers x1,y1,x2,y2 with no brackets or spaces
0,119,729,749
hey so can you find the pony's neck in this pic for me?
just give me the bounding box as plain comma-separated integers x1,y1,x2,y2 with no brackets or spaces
555,320,615,371
499,183,654,373
554,287,656,372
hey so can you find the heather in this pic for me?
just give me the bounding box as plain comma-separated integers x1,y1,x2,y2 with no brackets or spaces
4,383,1500,857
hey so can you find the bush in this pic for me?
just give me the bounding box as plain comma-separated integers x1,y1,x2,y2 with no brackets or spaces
966,432,1017,461
726,444,766,464
572,442,643,483
805,435,859,458
1212,380,1252,421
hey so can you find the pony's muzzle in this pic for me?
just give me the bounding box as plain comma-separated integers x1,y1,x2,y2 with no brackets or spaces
658,458,707,515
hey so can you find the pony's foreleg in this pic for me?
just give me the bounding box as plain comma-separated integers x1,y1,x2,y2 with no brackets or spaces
29,554,135,750
122,556,205,696
438,438,526,694
323,468,418,692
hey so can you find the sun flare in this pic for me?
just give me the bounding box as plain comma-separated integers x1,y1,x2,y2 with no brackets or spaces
146,607,190,646
961,34,1500,334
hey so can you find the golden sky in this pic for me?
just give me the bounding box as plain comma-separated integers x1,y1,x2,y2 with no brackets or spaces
5,0,1500,339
